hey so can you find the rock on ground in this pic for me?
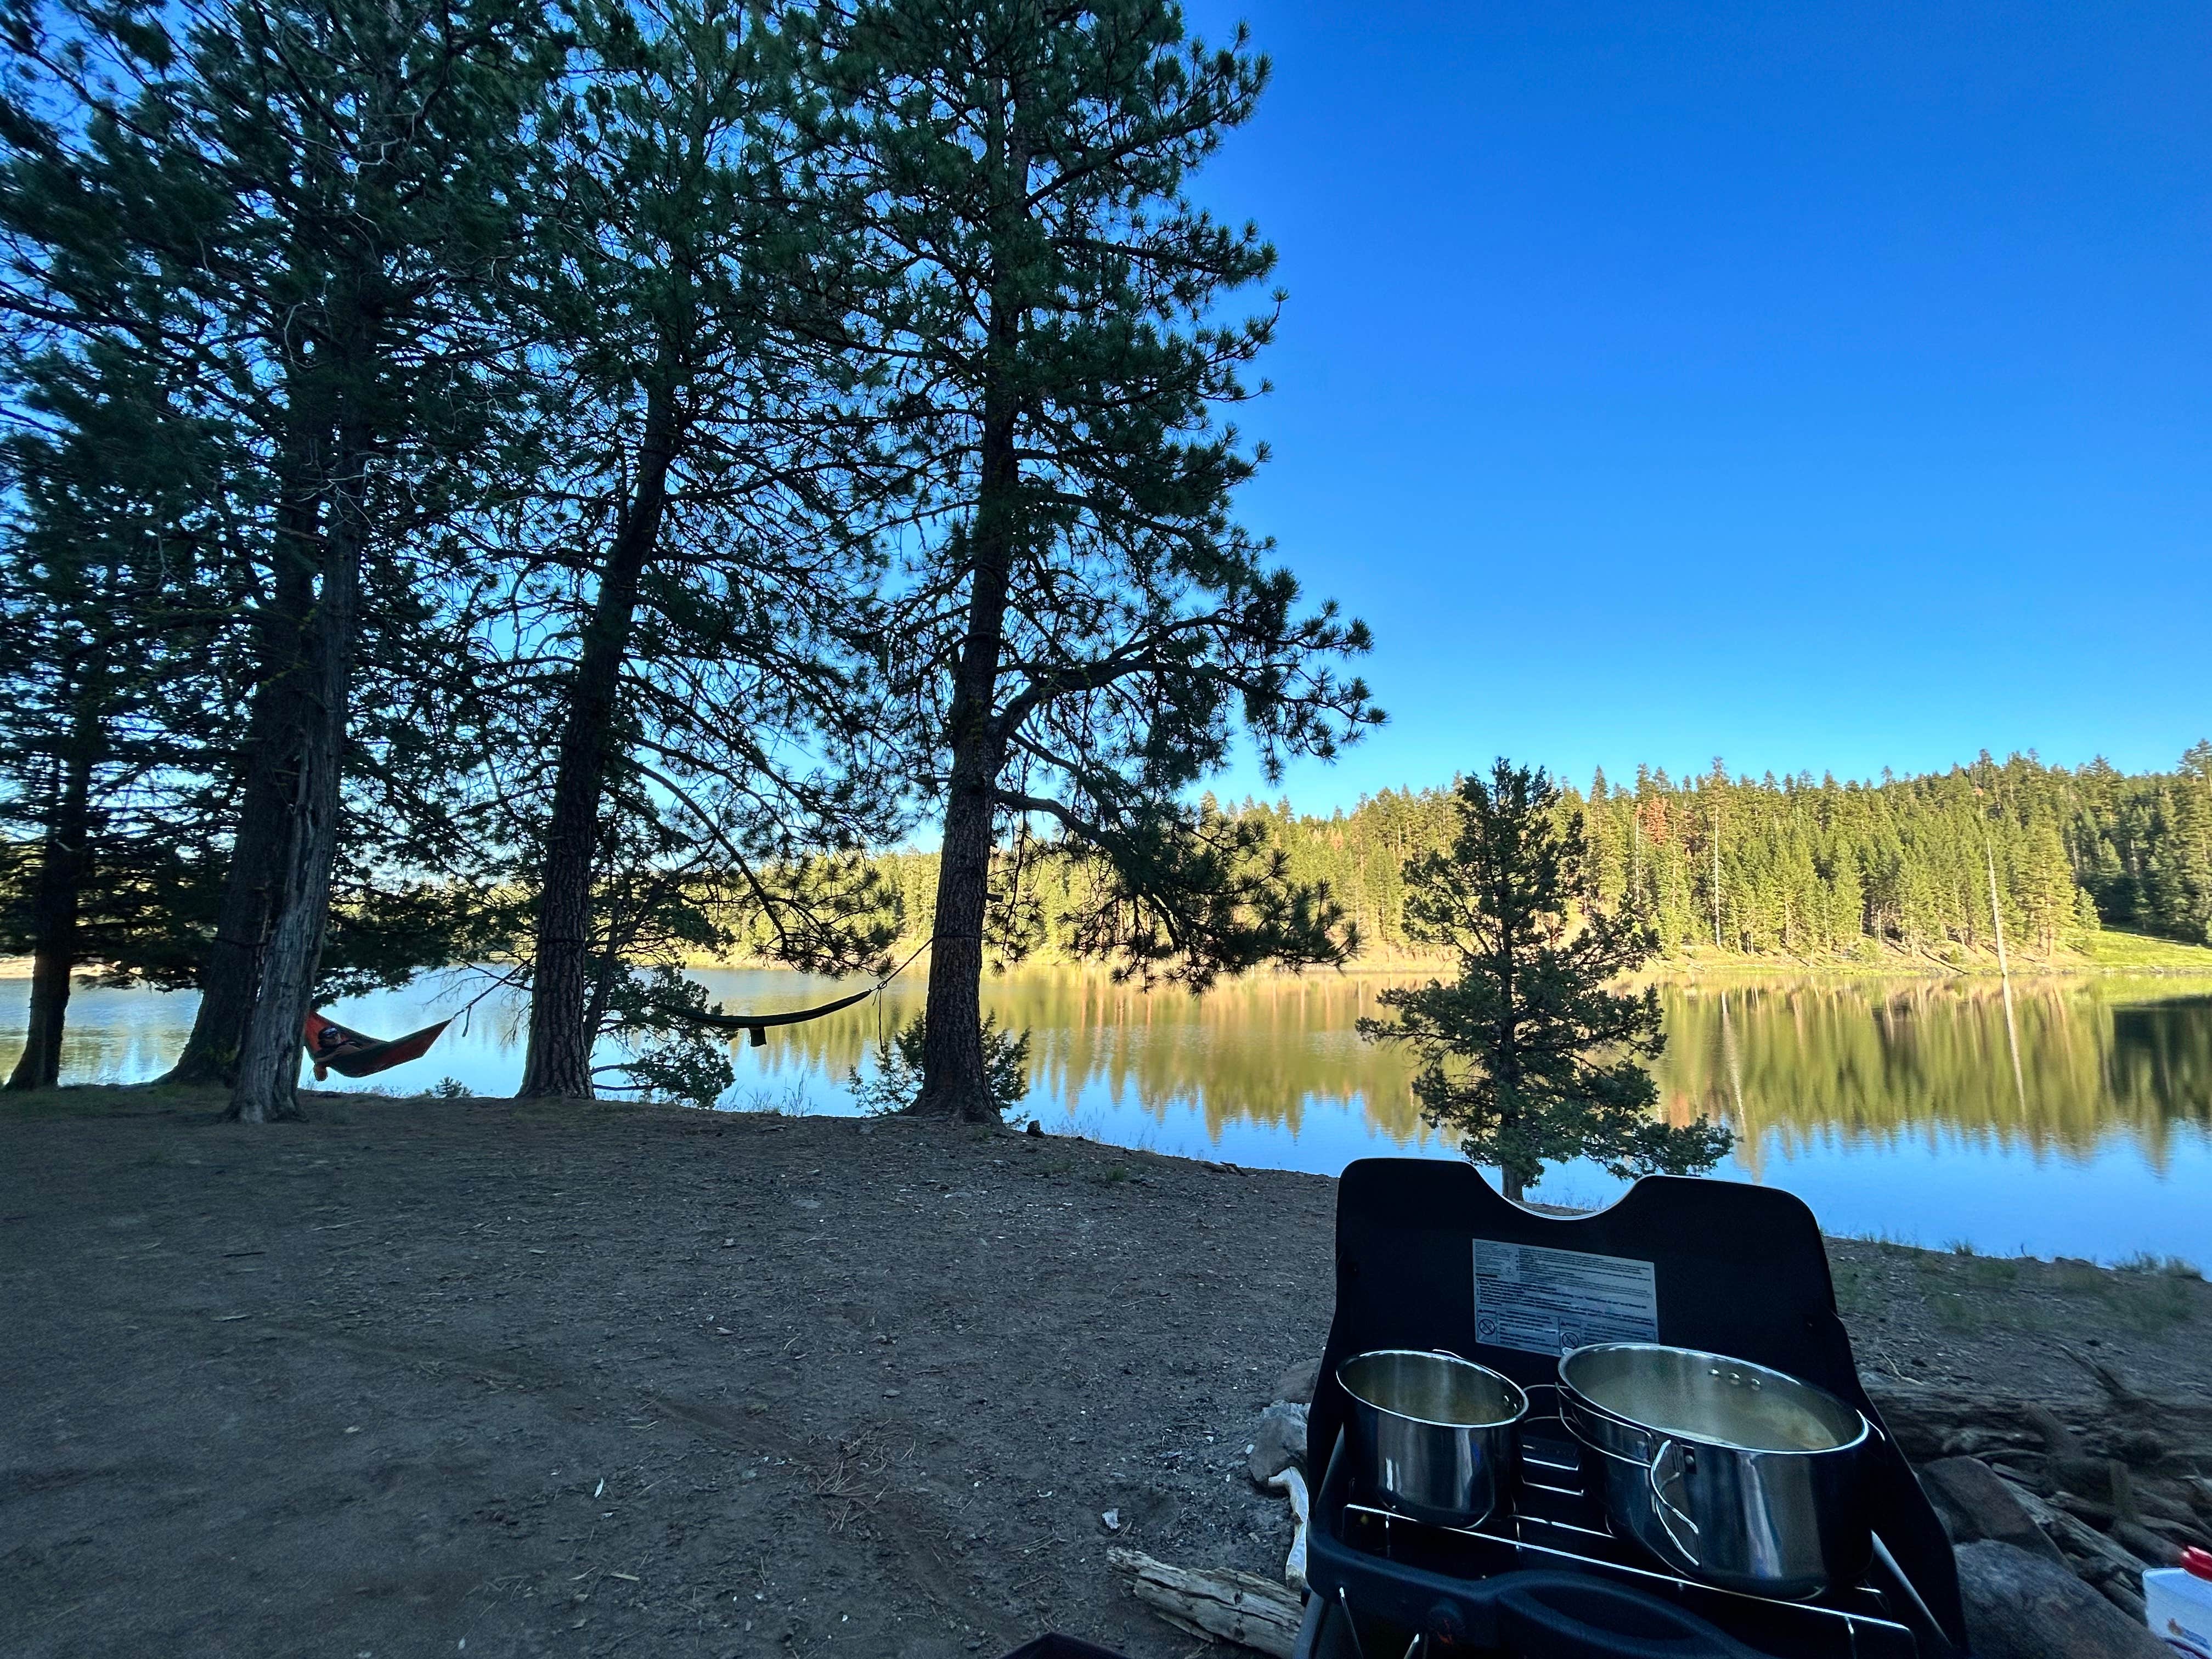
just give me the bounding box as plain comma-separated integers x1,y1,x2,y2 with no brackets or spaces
1248,1402,1308,1482
1274,1358,1321,1405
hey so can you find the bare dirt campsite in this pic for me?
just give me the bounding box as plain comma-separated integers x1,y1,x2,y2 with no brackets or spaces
5,1089,2208,1659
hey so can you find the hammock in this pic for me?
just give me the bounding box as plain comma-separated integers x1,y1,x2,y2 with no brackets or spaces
301,1008,453,1080
648,938,936,1046
652,985,877,1047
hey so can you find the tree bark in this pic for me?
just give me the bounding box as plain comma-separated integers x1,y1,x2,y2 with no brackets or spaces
1107,1548,1301,1657
516,380,680,1101
915,724,1002,1120
225,401,371,1125
915,274,1020,1121
162,420,323,1087
4,691,99,1091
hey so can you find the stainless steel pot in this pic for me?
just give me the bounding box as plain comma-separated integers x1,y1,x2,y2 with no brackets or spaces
1336,1348,1528,1526
1558,1343,1874,1597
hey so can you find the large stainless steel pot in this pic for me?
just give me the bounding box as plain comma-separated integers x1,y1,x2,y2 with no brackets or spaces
1559,1343,1873,1597
1336,1348,1527,1526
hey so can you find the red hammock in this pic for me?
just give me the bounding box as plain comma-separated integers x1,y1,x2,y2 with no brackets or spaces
301,1008,452,1081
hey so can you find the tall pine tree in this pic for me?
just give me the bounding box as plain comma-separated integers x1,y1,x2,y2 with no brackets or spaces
811,0,1378,1120
0,345,246,1086
4,0,558,1116
507,0,901,1102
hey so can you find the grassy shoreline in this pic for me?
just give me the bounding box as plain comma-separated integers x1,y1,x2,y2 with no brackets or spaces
669,925,2212,981
9,928,2211,986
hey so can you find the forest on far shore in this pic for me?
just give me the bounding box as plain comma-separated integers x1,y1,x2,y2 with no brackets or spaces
847,746,2212,970
12,745,2208,1002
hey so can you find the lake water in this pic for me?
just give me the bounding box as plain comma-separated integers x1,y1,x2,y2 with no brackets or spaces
8,968,2209,1265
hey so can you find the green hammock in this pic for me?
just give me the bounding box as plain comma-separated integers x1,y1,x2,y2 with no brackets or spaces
648,939,936,1046
653,985,877,1047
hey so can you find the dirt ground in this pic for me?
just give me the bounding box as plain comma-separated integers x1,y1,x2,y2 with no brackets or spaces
4,1090,2208,1659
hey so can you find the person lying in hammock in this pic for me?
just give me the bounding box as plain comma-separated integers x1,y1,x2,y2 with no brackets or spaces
301,1009,452,1081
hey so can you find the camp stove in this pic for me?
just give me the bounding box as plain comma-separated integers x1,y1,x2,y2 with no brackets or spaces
1289,1161,1969,1659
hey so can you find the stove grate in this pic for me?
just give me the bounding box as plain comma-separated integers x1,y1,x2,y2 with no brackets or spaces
1312,1429,1925,1659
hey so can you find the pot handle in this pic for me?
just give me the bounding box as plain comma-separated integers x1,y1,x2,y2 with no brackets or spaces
1558,1400,1651,1467
1648,1438,1701,1567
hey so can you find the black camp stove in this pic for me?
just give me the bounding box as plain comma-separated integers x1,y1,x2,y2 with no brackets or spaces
1291,1161,1969,1659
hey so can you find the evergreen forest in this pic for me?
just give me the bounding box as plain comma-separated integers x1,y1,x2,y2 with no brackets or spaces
850,747,2212,969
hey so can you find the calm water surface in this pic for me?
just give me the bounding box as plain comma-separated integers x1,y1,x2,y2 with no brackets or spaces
8,968,2209,1265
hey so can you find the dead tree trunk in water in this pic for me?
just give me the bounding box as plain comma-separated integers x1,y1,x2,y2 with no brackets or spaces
517,381,680,1101
4,689,100,1091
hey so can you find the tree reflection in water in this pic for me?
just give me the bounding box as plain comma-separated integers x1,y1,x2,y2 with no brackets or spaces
14,969,2210,1173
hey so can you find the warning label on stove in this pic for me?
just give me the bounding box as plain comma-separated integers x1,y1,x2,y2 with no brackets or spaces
1472,1240,1659,1356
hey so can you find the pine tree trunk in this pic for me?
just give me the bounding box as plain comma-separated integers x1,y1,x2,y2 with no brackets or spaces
916,304,1019,1122
4,706,98,1092
517,382,679,1101
225,416,370,1125
163,435,322,1086
917,106,1030,1124
916,738,1000,1120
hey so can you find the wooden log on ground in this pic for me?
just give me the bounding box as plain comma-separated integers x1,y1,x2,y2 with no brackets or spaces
2101,1578,2151,1622
1867,1380,2212,1464
1952,1541,2171,1659
2113,1519,2184,1568
1265,1466,1311,1593
2046,1496,2152,1585
1107,1547,1303,1657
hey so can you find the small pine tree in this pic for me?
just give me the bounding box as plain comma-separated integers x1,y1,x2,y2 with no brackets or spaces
850,1013,1030,1120
1358,759,1733,1201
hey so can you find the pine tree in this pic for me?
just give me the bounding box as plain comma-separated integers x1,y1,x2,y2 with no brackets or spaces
2017,822,2076,956
1358,760,1733,1202
0,344,245,1088
812,0,1378,1120
506,0,901,1102
7,0,562,1116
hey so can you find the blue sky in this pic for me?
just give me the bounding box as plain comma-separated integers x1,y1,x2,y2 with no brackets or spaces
1183,1,2210,813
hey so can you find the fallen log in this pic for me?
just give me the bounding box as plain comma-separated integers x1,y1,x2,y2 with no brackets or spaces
1866,1379,2212,1475
1991,1472,2148,1594
2101,1579,2151,1623
1921,1457,2064,1563
1953,1540,2170,1659
2047,1472,2211,1552
2044,1494,2151,1584
1107,1547,1303,1657
1265,1466,1311,1593
2113,1519,2183,1568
